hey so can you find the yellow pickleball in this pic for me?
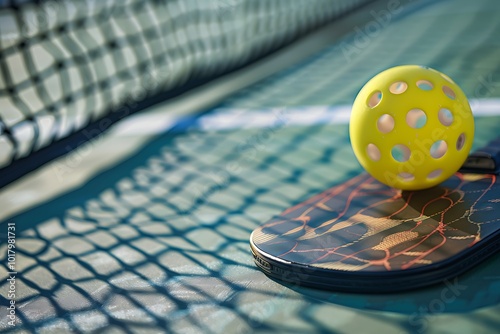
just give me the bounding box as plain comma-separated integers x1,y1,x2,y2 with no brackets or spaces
350,65,474,190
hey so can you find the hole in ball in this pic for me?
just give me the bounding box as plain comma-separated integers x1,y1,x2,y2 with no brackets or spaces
456,133,466,151
391,144,411,162
377,114,395,133
406,109,427,129
430,140,448,159
367,143,381,161
367,91,382,108
416,80,433,91
438,108,454,126
389,81,408,95
443,86,456,100
398,172,415,182
428,169,443,180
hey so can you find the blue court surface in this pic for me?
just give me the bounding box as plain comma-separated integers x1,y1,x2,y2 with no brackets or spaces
0,0,499,333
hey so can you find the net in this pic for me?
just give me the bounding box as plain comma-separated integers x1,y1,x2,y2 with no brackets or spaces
1,0,500,332
0,0,368,182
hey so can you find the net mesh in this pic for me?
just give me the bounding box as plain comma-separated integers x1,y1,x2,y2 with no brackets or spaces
1,0,500,332
0,0,367,171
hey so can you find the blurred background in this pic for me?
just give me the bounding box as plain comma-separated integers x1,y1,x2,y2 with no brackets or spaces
0,0,499,333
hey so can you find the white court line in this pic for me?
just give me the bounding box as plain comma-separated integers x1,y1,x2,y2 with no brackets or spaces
198,98,500,131
115,98,500,135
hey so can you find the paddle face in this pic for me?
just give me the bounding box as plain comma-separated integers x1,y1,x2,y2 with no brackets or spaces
250,173,500,292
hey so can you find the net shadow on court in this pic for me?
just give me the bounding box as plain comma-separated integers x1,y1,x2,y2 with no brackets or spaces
1,111,499,332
